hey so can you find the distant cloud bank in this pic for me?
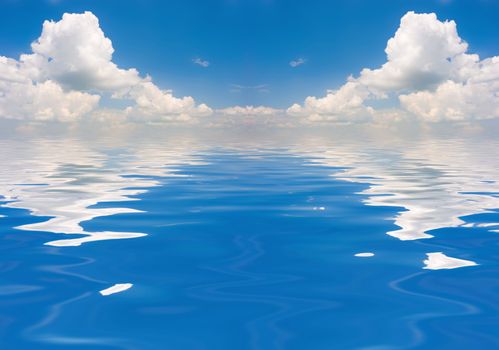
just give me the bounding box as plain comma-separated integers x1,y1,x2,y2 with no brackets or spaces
0,11,497,127
218,105,282,116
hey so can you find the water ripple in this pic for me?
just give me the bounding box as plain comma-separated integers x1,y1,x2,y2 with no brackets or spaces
0,137,498,349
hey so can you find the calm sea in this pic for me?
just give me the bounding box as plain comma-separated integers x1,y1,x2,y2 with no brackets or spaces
1,136,498,350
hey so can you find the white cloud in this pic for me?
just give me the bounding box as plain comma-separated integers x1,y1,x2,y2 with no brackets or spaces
23,11,142,92
0,56,100,121
218,105,282,116
0,56,29,84
287,81,373,123
124,81,212,122
0,12,211,123
357,12,478,93
0,79,100,122
192,58,210,68
289,11,499,124
400,79,498,122
290,58,306,68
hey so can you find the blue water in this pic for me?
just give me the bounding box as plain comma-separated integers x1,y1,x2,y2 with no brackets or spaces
1,137,499,349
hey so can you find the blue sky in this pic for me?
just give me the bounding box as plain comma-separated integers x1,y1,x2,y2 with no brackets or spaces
1,0,498,109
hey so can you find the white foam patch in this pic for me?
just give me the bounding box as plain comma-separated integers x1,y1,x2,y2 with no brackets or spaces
423,252,478,270
354,252,374,257
99,283,133,296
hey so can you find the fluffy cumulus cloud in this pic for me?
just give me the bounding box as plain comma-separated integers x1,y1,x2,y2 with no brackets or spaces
0,11,211,123
289,11,498,123
124,82,212,122
287,81,373,122
358,12,478,93
400,79,498,122
25,12,142,91
0,56,100,122
0,80,99,122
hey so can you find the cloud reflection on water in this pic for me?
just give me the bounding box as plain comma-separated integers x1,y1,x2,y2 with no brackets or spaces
424,252,478,270
1,136,498,271
0,138,205,247
298,139,499,243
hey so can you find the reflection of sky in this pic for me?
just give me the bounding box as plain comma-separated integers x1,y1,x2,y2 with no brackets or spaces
2,136,499,349
1,136,497,271
0,139,205,247
298,139,499,242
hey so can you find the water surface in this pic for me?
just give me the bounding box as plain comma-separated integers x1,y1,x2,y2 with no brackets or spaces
1,137,498,350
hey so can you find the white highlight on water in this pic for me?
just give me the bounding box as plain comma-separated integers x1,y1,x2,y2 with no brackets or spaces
423,252,478,270
0,139,205,247
299,139,499,241
99,283,133,296
354,252,374,257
